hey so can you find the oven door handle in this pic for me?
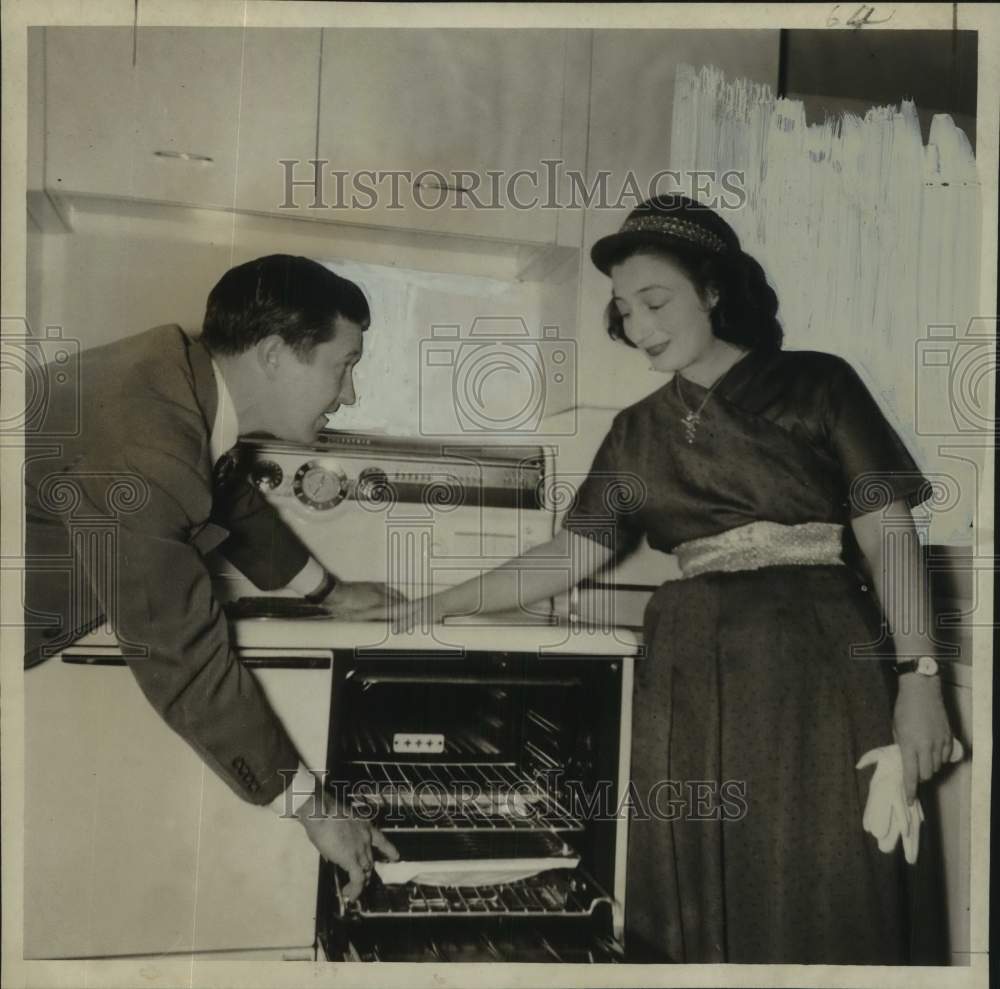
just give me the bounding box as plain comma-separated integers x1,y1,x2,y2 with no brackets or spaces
348,672,581,688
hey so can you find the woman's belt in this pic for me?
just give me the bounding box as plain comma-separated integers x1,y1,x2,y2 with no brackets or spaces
672,521,845,578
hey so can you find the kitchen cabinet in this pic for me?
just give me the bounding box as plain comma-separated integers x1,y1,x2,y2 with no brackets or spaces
314,28,589,244
24,651,202,959
43,27,320,214
24,645,332,959
45,27,242,206
43,25,584,247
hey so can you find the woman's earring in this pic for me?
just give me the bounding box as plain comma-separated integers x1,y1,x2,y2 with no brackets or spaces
710,299,724,331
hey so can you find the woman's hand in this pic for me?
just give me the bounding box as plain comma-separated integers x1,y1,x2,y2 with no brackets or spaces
352,596,437,632
391,598,434,633
892,674,954,802
323,581,406,618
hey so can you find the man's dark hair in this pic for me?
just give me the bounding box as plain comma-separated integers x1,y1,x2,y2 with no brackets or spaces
201,255,370,360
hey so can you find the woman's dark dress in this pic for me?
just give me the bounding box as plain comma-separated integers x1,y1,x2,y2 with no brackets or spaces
562,349,941,965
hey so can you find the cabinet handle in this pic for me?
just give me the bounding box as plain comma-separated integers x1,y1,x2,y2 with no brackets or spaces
61,654,127,667
152,149,214,164
61,654,331,670
240,656,331,670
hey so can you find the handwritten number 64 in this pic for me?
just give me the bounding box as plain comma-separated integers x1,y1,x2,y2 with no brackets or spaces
827,5,896,28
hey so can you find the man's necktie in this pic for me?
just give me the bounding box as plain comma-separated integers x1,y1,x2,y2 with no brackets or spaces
212,446,242,490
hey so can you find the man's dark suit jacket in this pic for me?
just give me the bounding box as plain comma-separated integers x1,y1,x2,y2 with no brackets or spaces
24,325,310,804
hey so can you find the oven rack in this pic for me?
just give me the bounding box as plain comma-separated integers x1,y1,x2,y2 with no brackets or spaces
335,867,613,919
341,931,624,964
343,760,582,832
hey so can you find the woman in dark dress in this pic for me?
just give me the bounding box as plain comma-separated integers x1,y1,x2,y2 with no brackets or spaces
381,195,956,964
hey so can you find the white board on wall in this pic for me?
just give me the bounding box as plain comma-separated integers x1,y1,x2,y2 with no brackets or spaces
669,65,984,545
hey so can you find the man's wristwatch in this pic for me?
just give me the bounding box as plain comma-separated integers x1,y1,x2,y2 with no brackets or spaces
304,569,338,604
893,655,939,676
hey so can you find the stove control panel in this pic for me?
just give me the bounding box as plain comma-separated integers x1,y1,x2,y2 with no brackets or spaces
241,439,546,513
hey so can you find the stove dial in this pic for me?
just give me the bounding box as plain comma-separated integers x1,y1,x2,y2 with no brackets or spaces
252,459,284,492
293,460,349,511
356,467,390,502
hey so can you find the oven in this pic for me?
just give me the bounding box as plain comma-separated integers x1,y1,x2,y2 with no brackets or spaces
316,649,628,963
225,430,641,963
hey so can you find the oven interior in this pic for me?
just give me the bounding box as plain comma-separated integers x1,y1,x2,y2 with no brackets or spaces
317,650,625,962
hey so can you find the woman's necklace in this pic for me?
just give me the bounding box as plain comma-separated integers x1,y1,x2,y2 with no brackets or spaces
675,370,725,444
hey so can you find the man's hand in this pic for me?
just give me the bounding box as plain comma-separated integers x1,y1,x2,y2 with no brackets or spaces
295,789,399,901
893,674,954,803
323,581,406,618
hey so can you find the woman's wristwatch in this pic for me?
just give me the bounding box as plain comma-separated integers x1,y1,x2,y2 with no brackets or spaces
893,655,939,676
304,569,338,604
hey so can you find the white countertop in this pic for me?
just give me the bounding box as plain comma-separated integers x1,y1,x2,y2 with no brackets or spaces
65,615,643,658
232,615,643,656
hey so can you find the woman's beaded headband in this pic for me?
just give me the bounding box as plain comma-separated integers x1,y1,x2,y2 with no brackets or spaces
619,213,728,254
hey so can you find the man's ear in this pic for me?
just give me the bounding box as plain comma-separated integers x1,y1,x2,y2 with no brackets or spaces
256,335,285,378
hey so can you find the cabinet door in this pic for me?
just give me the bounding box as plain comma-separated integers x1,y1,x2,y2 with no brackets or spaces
233,30,322,214
44,27,140,199
45,27,245,206
24,655,204,958
45,27,320,214
315,29,572,243
24,652,331,958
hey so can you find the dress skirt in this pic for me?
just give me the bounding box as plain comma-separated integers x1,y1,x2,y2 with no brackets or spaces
624,563,920,964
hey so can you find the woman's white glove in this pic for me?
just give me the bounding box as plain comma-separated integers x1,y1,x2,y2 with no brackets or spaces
855,738,964,864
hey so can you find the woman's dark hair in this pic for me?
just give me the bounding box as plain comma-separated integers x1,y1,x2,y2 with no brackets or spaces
601,241,783,353
201,254,370,360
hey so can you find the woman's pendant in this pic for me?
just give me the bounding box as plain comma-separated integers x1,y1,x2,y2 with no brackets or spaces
682,411,699,444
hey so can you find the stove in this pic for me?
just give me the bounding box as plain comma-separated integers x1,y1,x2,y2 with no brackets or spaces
203,430,641,963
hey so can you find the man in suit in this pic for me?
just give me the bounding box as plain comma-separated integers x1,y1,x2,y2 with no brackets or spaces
24,255,398,898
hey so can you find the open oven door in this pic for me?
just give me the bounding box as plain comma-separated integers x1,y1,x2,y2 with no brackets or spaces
24,644,331,960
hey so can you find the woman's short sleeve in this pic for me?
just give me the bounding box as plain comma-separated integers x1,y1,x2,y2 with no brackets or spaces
559,414,645,556
824,357,932,517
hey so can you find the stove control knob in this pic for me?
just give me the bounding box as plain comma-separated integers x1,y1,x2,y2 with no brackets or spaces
356,467,391,504
252,460,283,492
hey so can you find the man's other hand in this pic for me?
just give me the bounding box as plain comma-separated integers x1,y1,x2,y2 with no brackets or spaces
322,581,406,617
295,789,399,901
